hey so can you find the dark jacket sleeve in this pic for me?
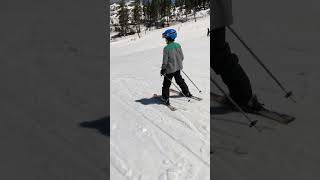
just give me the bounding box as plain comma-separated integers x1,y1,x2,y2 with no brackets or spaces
212,0,233,29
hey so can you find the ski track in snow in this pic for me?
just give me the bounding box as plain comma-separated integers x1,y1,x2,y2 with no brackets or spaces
111,17,210,179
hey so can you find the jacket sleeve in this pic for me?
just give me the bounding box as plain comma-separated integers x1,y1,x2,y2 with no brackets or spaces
179,47,184,61
212,0,233,29
162,48,168,69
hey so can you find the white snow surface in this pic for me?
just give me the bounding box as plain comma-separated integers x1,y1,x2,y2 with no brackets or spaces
110,17,210,179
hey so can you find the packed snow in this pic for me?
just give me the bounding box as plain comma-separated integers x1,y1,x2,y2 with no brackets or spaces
110,16,210,179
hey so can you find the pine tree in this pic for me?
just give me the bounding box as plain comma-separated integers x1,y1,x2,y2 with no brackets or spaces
184,0,192,21
192,0,199,22
205,0,210,9
159,0,171,25
175,0,184,22
165,0,172,25
150,0,160,24
143,0,150,26
118,0,130,36
132,0,142,37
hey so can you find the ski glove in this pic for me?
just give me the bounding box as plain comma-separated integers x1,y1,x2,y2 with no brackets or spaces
160,69,166,76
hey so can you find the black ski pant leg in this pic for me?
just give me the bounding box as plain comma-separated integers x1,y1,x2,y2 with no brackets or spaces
162,73,174,100
173,70,190,95
211,27,253,106
220,55,253,105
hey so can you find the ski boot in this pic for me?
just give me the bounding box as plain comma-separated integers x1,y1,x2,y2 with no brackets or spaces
185,92,193,98
241,95,264,113
221,94,264,113
160,97,170,106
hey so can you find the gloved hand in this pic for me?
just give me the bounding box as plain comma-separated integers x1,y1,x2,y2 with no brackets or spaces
160,69,166,76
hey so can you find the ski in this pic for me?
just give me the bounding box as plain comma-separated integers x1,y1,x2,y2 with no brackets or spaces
211,93,295,124
169,89,203,101
153,94,178,111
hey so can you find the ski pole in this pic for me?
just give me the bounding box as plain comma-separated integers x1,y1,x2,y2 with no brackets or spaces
163,74,191,102
227,26,296,103
181,70,202,93
211,77,259,130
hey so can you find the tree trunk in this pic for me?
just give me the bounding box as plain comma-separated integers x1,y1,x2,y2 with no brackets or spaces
136,25,140,38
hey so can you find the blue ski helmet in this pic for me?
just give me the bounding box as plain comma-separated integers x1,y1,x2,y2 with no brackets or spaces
162,29,177,40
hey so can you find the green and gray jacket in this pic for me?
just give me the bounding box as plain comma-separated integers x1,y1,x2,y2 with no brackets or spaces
162,42,184,74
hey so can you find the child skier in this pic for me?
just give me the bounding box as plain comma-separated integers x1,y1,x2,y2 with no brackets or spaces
160,29,192,105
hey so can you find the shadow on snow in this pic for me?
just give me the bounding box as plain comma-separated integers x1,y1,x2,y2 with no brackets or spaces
79,116,110,136
135,94,187,105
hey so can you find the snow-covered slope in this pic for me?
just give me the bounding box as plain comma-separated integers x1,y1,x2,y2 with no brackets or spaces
110,17,210,179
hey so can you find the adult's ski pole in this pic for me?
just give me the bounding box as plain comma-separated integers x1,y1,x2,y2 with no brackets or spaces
181,70,202,93
211,77,259,130
227,26,296,103
163,74,191,102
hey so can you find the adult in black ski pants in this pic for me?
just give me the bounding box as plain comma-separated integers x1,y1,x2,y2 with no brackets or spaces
212,0,262,110
212,27,253,106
